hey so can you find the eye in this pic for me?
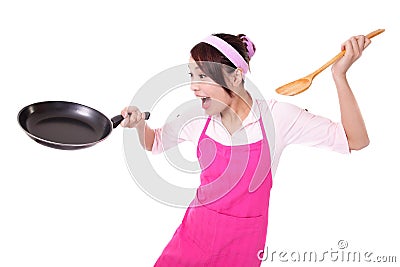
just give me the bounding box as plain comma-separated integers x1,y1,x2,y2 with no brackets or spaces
188,72,193,77
199,74,207,79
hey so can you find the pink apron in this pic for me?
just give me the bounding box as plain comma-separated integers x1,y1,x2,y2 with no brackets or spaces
154,114,272,267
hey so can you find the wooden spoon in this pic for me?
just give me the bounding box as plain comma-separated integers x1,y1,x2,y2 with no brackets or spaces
275,29,385,96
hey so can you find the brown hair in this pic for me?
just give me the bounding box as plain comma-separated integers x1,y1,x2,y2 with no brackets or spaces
190,33,256,97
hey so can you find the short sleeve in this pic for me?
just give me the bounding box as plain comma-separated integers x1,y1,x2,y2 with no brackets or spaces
152,122,184,154
151,106,206,154
272,101,350,154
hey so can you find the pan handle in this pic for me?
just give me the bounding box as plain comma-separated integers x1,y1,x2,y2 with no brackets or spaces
111,112,151,129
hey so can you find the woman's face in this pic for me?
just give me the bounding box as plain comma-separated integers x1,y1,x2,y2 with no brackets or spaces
188,57,232,115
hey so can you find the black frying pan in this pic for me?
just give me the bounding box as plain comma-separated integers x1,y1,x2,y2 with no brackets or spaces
18,101,150,150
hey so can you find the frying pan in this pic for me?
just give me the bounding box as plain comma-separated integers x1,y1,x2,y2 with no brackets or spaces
17,101,150,150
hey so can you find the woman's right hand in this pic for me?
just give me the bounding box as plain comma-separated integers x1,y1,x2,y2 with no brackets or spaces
120,106,147,128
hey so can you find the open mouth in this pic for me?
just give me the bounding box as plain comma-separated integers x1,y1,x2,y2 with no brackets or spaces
197,96,211,109
201,97,210,104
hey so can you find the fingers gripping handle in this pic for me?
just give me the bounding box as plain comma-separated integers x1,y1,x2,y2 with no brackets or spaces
111,111,151,129
311,29,385,78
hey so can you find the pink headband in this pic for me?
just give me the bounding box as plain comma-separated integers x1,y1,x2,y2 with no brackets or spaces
202,35,249,74
241,36,255,59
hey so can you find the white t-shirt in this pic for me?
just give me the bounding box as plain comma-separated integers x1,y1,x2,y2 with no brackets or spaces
152,97,350,176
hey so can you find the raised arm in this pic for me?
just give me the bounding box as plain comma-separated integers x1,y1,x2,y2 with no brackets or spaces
331,35,371,151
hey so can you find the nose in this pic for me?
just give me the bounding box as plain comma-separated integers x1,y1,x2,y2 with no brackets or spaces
190,80,200,92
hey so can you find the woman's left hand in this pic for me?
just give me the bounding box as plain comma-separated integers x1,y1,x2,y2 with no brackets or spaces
332,35,371,76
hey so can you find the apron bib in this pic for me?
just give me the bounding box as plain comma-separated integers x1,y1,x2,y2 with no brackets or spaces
155,114,272,267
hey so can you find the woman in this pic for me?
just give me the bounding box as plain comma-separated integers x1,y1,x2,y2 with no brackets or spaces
121,33,370,266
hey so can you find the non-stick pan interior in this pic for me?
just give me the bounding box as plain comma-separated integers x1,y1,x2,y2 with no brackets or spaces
18,101,112,145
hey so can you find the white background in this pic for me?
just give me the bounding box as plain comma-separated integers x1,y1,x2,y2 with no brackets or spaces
1,0,399,266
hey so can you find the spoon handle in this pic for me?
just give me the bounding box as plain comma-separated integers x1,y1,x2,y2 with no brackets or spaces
366,29,385,39
311,29,385,78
